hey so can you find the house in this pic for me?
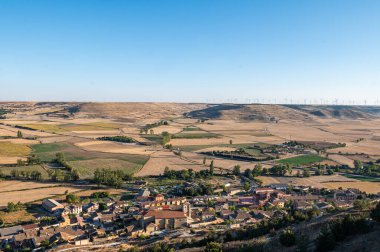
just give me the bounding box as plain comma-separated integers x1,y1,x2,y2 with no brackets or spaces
42,199,64,213
239,196,257,206
220,210,234,219
138,189,151,197
142,210,188,230
334,190,358,201
0,225,23,237
84,202,99,213
233,211,252,223
269,183,289,191
55,226,86,243
315,202,333,210
145,223,157,234
201,211,215,222
154,194,164,202
294,201,313,210
65,205,83,215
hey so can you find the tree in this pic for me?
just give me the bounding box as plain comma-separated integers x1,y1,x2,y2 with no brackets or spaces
99,202,107,212
204,242,223,252
252,164,262,176
243,182,251,191
370,202,380,222
262,167,268,175
229,139,233,145
150,129,154,135
66,193,80,204
233,165,241,176
296,170,301,177
203,156,206,165
354,160,363,173
209,160,214,176
7,202,22,212
161,131,171,146
279,228,296,247
71,169,80,181
17,130,23,138
315,226,335,252
303,168,310,177
353,199,371,211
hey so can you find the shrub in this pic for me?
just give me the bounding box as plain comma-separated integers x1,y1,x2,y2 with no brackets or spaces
279,228,296,247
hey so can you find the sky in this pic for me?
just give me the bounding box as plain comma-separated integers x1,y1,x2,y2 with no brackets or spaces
0,0,380,104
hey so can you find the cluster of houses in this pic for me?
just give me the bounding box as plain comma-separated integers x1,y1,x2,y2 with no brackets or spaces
0,184,370,251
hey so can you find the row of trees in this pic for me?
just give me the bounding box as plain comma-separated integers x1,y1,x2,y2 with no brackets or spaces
140,120,169,134
47,169,79,182
354,159,380,177
163,167,213,181
180,183,214,196
93,168,127,188
9,169,43,181
97,136,135,143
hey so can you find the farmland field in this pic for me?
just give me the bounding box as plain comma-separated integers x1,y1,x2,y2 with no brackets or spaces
0,141,30,156
0,210,35,225
0,180,89,206
0,102,380,198
278,154,325,166
258,174,380,194
68,158,142,178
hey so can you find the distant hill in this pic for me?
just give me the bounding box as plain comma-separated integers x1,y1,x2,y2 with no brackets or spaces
284,105,380,119
187,104,380,121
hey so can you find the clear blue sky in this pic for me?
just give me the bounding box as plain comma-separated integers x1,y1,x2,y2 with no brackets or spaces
1,0,379,104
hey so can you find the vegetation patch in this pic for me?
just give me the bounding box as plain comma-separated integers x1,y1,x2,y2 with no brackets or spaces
96,136,135,143
341,173,380,182
278,154,325,166
16,124,64,133
182,126,201,131
172,132,219,139
0,142,30,157
0,165,49,179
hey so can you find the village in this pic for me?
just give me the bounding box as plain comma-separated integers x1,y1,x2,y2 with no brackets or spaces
0,175,378,251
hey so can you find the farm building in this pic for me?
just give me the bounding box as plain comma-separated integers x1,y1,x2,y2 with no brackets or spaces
42,199,64,213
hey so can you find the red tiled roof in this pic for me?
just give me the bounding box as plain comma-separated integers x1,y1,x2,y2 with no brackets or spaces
144,210,186,219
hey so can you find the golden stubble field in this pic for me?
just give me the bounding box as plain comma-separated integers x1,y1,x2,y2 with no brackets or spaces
259,174,380,194
0,181,88,206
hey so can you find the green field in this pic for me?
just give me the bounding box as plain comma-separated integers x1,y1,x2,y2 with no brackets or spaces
31,142,148,177
341,173,380,182
243,148,265,157
182,126,201,131
172,132,219,139
68,158,142,178
140,134,163,144
0,142,31,156
31,142,81,162
278,154,325,166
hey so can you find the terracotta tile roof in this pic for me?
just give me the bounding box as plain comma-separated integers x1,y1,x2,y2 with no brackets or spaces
144,210,186,219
